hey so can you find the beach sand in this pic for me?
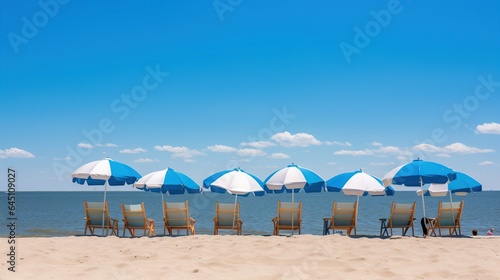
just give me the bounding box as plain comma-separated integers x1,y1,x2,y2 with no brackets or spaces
1,235,499,279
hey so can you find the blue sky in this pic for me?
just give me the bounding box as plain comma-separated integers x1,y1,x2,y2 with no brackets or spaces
1,0,499,191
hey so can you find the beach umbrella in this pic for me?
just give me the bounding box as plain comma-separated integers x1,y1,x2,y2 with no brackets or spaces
264,163,325,201
203,168,265,231
327,170,394,197
203,168,265,196
264,163,324,234
134,168,201,222
417,171,482,197
72,157,141,236
326,170,395,232
382,159,456,220
134,167,201,194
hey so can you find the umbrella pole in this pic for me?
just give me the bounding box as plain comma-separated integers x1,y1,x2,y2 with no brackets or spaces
355,196,360,234
292,190,295,236
162,192,165,230
101,181,108,237
420,177,427,236
233,194,238,234
448,191,456,234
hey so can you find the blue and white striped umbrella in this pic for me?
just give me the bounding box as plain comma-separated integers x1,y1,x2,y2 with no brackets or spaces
327,170,394,197
72,158,141,236
382,159,456,187
203,168,265,232
203,168,265,196
134,168,201,195
264,163,325,194
382,159,456,219
418,172,482,197
264,163,325,208
327,170,394,234
72,157,141,186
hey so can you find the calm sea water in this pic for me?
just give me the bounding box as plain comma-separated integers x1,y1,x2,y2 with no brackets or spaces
1,191,498,237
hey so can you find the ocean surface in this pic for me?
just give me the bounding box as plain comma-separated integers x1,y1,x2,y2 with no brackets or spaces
1,190,498,237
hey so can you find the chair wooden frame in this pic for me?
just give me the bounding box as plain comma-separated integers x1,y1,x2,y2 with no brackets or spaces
272,201,302,235
84,200,119,236
381,202,416,237
164,200,196,236
328,201,358,236
427,200,464,236
121,202,155,237
213,202,242,235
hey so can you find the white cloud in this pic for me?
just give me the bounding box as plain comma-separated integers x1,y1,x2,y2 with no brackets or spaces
271,131,322,147
154,145,204,158
119,148,147,154
325,141,352,146
269,153,290,159
479,161,494,165
435,153,451,158
326,162,337,165
475,122,500,134
207,145,238,153
237,148,266,157
334,145,412,157
334,149,373,156
445,143,494,153
77,143,93,149
412,143,441,153
134,158,159,163
96,143,118,147
370,142,383,146
241,141,276,148
413,142,494,154
0,148,35,159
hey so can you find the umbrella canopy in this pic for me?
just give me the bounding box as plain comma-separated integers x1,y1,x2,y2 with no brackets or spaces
382,159,456,219
327,170,393,196
72,158,141,186
417,172,482,197
72,158,141,236
382,159,456,187
203,168,265,233
134,168,201,194
326,170,394,234
203,168,265,196
264,163,324,194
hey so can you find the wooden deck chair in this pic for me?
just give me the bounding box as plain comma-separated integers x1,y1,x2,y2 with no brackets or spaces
213,202,242,235
84,200,119,236
328,201,358,236
382,202,416,236
164,200,196,236
428,200,464,236
121,202,155,237
272,201,302,235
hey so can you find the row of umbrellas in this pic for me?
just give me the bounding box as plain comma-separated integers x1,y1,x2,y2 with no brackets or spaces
71,158,482,235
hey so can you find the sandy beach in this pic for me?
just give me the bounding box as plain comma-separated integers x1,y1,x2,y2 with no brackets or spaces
2,235,499,279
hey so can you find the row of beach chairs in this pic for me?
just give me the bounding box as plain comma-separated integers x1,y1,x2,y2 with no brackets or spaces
83,200,464,237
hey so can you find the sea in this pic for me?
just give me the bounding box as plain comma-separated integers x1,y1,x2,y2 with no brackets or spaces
1,190,498,237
